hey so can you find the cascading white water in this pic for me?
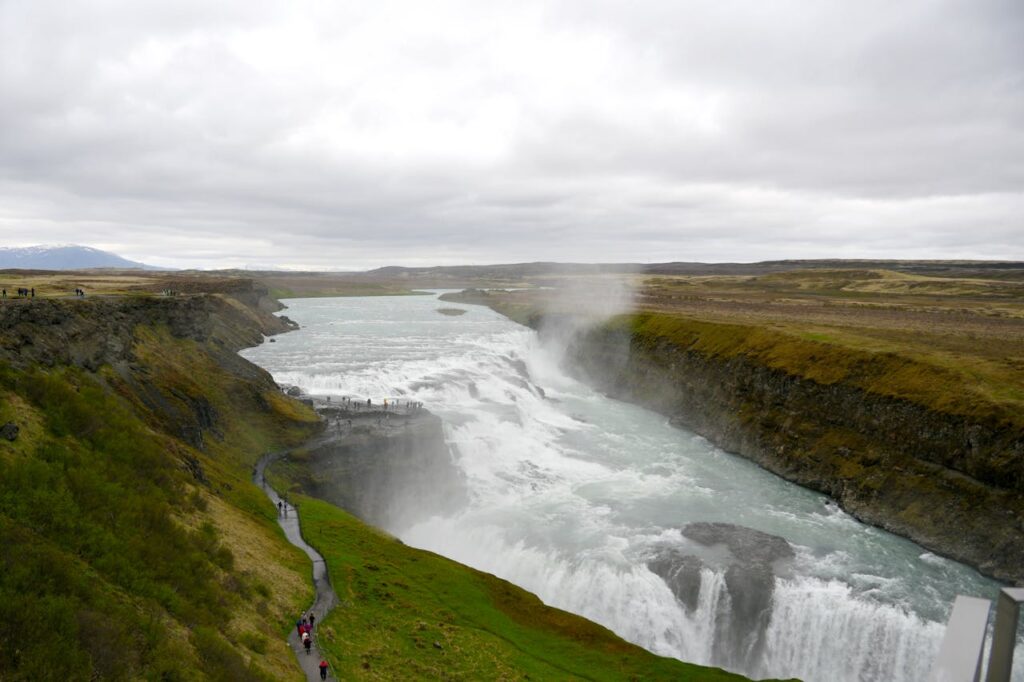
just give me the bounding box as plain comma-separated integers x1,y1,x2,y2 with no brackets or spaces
242,293,1014,682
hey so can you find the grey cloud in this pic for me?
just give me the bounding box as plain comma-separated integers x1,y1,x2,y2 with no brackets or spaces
0,0,1021,268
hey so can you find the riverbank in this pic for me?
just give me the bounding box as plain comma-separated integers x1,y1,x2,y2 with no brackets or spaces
441,280,1024,585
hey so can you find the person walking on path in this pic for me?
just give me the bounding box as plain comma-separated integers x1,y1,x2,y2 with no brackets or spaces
309,612,316,629
302,632,312,655
319,659,328,680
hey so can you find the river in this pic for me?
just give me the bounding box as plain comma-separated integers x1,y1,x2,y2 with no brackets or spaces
241,293,1011,682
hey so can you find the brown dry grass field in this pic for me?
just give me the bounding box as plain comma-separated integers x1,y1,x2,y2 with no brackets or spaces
0,270,264,298
634,269,1024,365
0,269,427,300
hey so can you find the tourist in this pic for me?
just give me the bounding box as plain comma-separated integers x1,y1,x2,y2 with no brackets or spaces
319,659,329,680
302,631,312,655
309,612,316,629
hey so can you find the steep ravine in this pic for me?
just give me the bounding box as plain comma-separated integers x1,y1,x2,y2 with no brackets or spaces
567,323,1024,585
449,295,1024,585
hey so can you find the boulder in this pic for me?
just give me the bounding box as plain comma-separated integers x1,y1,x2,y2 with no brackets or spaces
681,521,795,565
647,551,702,611
0,422,18,441
648,522,795,672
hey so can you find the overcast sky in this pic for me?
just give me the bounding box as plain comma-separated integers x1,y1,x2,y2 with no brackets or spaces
1,0,1021,269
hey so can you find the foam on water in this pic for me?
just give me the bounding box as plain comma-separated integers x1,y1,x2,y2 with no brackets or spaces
242,294,1014,682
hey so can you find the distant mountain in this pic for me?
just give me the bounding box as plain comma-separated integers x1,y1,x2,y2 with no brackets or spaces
0,245,162,270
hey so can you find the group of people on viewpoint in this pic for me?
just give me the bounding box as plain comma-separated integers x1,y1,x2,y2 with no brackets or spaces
331,395,424,413
1,287,85,299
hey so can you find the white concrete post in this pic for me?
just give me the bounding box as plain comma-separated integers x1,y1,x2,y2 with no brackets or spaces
930,595,992,682
985,588,1024,682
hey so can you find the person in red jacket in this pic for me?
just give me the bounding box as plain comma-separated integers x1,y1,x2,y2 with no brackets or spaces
319,659,329,680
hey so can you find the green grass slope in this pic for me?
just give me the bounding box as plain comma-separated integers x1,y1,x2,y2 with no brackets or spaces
0,303,322,680
293,496,786,681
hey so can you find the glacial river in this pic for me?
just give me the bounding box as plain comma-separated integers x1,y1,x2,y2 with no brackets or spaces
242,293,1011,682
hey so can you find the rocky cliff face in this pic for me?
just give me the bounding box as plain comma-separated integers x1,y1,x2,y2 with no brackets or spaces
275,406,467,532
558,321,1024,584
649,523,795,671
0,288,291,370
0,287,303,457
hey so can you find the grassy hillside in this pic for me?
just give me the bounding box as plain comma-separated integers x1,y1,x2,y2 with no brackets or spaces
0,295,322,680
287,496,779,681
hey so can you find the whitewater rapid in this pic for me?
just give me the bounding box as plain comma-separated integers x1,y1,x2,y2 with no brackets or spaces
242,293,1012,682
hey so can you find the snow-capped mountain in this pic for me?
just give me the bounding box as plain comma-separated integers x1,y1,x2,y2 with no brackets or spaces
0,245,161,270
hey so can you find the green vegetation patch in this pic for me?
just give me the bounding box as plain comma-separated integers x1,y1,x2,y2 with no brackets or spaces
0,363,245,679
0,319,320,680
296,496,775,681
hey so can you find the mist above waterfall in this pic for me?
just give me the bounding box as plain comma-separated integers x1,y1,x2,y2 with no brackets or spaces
243,294,1014,682
535,273,638,369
